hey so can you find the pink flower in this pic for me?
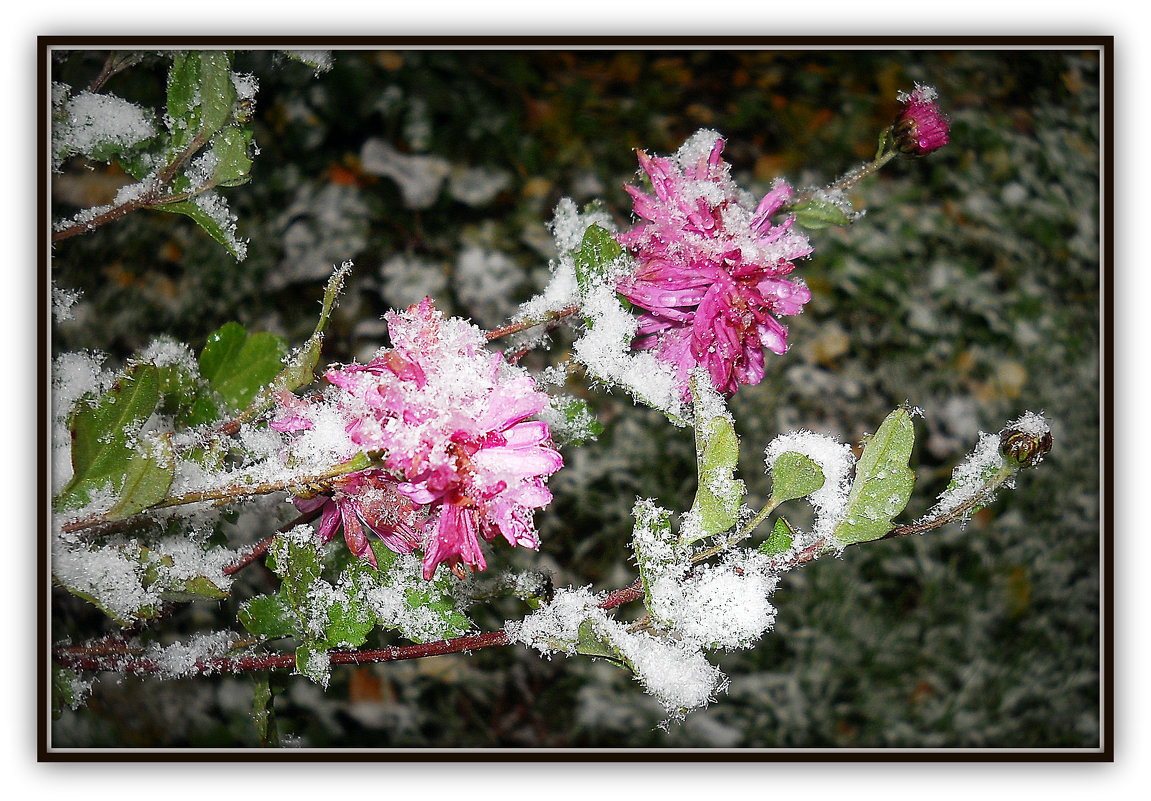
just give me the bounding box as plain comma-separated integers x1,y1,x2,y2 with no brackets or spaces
893,84,950,157
292,471,425,568
615,131,813,400
276,298,563,580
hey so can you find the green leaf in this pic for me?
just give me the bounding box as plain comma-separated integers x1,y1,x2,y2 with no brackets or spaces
166,51,236,153
758,516,795,556
768,451,826,505
575,619,632,670
198,322,289,412
630,498,677,616
155,196,245,259
55,363,162,512
573,224,624,299
239,591,303,640
104,435,175,521
208,125,254,188
790,199,854,230
52,666,89,718
684,377,745,544
295,642,331,685
154,358,223,428
552,396,604,446
832,407,918,546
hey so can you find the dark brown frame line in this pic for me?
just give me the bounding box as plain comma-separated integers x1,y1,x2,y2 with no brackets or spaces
38,36,1113,761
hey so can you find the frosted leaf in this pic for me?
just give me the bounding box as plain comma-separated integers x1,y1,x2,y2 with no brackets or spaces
572,274,687,423
282,50,333,75
51,534,159,624
517,198,615,321
608,627,727,718
191,190,247,260
647,550,778,651
139,337,198,374
925,431,1010,521
764,429,855,546
51,350,112,493
506,586,726,718
505,585,601,656
52,87,156,170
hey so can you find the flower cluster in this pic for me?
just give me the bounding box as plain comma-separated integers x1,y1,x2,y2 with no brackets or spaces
615,130,813,401
274,298,563,579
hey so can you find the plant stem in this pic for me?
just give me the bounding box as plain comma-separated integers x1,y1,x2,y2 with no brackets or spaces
787,149,899,210
59,457,384,536
52,464,1018,675
52,129,214,243
484,304,580,342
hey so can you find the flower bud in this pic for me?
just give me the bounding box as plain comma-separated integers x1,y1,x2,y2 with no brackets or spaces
892,84,950,157
998,425,1053,468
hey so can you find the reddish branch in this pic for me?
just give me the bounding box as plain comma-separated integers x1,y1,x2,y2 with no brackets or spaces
53,577,646,676
484,304,580,343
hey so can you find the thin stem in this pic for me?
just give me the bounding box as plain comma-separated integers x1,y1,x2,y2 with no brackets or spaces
52,465,1019,675
689,497,781,564
52,128,214,244
884,464,1017,539
59,457,384,536
484,304,580,342
787,149,899,211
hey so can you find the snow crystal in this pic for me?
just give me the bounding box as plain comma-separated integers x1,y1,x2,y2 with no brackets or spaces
926,431,1008,520
573,276,687,423
52,283,81,322
516,197,615,321
139,337,198,374
674,129,726,173
764,429,856,545
647,550,778,651
504,585,600,656
356,552,471,644
610,628,726,718
143,631,237,678
283,50,333,75
52,87,156,170
51,535,158,624
231,71,259,103
1005,410,1051,438
548,197,615,256
538,393,600,445
506,583,728,718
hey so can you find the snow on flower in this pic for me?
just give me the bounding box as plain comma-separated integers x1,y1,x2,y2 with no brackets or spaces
274,298,563,580
893,83,950,157
615,130,813,401
290,471,425,568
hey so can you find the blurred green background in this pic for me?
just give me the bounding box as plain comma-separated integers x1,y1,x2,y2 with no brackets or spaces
50,48,1101,749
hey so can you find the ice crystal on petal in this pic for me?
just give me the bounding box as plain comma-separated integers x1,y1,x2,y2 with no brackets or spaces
274,298,562,580
893,84,951,156
615,131,813,400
